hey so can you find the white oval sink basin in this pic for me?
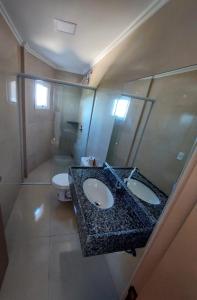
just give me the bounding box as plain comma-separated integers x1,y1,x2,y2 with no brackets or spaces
83,178,114,209
127,179,160,205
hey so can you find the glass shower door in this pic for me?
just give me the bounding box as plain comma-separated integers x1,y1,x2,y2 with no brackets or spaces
73,89,95,164
23,77,95,184
52,85,95,168
52,84,82,174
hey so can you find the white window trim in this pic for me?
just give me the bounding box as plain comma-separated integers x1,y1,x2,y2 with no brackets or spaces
34,80,51,110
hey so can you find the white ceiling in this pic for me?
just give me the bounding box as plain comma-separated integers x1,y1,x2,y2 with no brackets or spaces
1,0,164,74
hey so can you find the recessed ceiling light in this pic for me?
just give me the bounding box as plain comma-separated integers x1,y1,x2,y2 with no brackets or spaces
54,18,77,35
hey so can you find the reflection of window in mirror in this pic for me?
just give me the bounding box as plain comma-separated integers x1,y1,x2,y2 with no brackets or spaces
8,79,17,103
112,96,130,119
35,80,50,110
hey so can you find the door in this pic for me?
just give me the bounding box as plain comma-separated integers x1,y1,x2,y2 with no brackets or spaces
74,89,95,164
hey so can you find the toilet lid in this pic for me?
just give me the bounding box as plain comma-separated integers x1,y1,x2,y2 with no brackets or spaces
52,173,69,189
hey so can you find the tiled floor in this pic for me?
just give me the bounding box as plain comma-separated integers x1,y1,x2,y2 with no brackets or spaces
24,156,75,184
0,185,118,300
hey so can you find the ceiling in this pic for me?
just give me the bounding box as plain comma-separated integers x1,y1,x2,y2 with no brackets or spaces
1,0,164,74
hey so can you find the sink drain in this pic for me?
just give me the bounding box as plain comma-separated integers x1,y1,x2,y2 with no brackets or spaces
94,201,101,207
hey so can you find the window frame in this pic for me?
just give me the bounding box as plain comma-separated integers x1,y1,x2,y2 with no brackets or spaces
34,80,51,110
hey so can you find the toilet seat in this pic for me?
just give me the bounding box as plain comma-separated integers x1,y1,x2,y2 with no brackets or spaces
52,173,69,189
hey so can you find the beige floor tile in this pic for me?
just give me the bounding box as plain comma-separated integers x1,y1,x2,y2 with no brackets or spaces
0,238,49,300
105,249,145,297
49,234,81,277
49,235,118,300
50,200,78,236
6,185,54,240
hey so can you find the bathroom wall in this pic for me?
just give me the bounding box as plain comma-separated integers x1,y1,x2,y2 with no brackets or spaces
24,52,55,77
53,69,83,84
133,71,197,195
24,53,55,173
0,13,21,224
123,79,152,97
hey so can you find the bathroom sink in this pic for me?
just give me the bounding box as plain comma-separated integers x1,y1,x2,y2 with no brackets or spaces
127,179,160,205
83,178,114,209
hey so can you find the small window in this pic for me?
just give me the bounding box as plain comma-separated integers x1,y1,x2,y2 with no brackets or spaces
35,81,50,110
112,96,130,119
8,80,17,103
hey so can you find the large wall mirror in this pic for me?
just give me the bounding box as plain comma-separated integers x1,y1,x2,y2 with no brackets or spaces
106,68,197,196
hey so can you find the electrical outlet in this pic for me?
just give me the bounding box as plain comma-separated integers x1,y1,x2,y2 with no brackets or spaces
176,152,185,161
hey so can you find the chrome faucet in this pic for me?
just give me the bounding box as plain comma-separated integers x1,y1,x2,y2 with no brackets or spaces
124,167,139,183
115,180,122,190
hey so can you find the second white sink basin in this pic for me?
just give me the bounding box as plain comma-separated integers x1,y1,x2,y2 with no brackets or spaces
83,178,114,209
127,179,160,205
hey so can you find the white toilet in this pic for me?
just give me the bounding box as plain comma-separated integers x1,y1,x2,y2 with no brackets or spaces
52,173,71,202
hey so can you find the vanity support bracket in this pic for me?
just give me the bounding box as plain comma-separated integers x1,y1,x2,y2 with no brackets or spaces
125,286,138,300
125,249,137,256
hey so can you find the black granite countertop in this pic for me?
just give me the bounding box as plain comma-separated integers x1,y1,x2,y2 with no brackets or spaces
68,165,167,257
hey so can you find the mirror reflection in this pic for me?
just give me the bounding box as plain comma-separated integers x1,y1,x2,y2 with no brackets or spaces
106,69,197,196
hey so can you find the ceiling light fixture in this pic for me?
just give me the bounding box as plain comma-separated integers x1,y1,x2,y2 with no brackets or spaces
54,18,77,35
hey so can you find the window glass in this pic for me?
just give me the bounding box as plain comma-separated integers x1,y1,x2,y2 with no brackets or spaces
112,96,130,119
8,80,17,103
35,81,50,109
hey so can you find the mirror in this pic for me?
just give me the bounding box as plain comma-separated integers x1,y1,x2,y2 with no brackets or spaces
106,68,197,196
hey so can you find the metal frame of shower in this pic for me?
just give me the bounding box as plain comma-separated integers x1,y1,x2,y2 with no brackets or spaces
17,73,97,181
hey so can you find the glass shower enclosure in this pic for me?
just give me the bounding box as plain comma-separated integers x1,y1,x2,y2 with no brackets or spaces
19,75,95,184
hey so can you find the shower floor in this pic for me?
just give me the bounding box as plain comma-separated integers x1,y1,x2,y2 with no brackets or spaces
24,156,75,184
